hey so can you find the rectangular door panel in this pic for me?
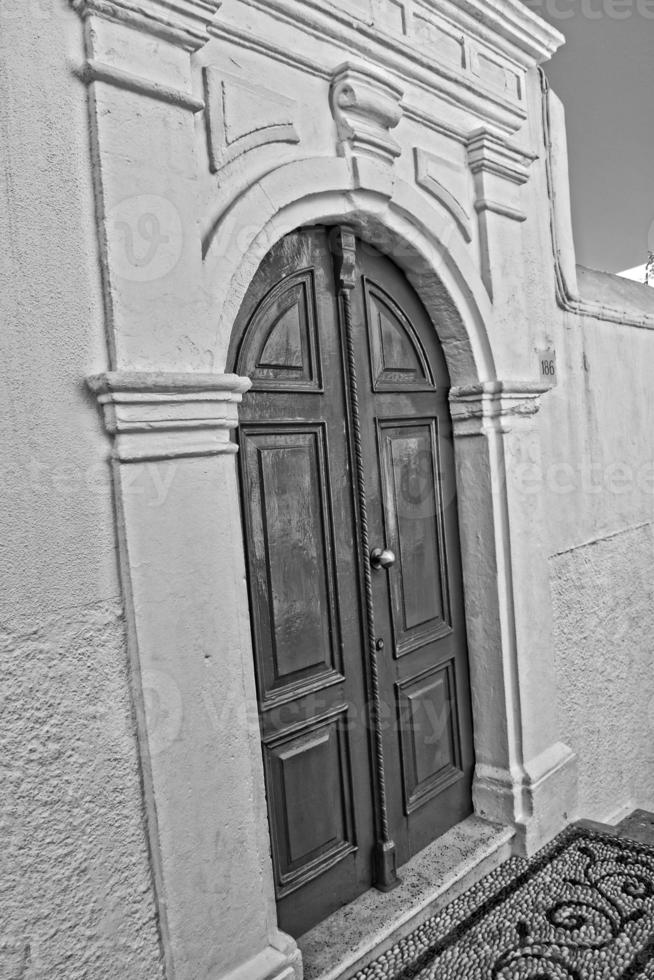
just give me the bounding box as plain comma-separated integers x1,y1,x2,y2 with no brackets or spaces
396,661,464,814
241,425,344,706
263,707,356,896
378,419,452,657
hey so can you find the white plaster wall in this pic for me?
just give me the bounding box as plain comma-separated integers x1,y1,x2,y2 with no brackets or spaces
0,7,163,977
550,523,654,823
541,309,654,822
541,311,654,554
525,78,654,822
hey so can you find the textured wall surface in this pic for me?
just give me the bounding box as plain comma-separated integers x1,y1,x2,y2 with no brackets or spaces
0,5,118,621
550,522,654,824
0,7,163,977
0,601,164,979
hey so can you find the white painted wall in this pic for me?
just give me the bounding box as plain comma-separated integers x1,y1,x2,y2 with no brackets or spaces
543,301,654,822
525,81,654,825
0,6,163,977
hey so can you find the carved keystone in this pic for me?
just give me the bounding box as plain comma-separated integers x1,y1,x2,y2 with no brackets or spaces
330,62,404,166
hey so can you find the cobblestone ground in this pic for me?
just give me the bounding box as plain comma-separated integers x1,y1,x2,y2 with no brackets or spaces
356,816,654,980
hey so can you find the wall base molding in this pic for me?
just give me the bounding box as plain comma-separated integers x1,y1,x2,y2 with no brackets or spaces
474,741,578,856
219,932,301,980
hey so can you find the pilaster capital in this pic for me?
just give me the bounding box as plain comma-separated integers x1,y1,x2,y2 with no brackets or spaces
449,380,550,437
467,129,537,186
87,371,251,461
70,0,222,51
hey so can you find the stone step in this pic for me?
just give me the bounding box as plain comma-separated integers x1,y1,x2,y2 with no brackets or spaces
298,815,515,980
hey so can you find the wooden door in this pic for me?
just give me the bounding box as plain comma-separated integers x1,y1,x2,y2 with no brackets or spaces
350,245,474,865
232,226,474,939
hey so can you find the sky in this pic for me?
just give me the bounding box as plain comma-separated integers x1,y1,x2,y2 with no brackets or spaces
521,0,654,273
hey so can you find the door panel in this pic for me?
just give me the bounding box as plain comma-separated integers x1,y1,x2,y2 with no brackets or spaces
233,226,474,938
396,660,464,813
377,419,451,655
264,707,356,896
240,426,344,702
238,268,323,390
364,278,434,390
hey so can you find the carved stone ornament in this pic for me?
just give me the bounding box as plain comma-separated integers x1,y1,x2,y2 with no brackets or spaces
414,148,472,244
204,68,300,173
329,62,404,166
70,0,222,51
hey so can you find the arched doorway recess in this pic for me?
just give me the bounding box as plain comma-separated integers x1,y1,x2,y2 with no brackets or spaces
230,225,475,937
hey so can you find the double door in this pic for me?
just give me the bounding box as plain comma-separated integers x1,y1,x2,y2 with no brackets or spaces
233,226,474,938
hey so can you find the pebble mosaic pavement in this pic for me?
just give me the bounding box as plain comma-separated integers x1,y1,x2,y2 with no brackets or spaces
354,824,654,980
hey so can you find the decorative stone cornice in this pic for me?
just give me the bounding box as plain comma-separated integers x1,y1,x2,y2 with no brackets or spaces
467,129,537,186
87,371,251,461
449,381,550,436
71,0,222,51
217,0,563,139
449,0,564,65
329,62,404,166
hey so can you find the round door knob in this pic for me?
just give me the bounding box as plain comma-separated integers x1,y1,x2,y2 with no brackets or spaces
370,547,396,571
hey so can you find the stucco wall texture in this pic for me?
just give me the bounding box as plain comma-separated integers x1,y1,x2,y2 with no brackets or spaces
550,522,654,824
0,601,164,979
0,7,163,978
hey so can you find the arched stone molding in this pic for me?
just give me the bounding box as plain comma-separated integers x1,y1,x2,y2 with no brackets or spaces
203,155,495,386
203,160,578,861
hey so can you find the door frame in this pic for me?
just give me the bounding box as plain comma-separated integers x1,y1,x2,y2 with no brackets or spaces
219,165,577,877
90,165,577,980
79,0,572,973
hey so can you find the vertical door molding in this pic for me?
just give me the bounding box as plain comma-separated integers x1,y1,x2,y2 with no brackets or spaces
87,369,302,980
449,381,577,854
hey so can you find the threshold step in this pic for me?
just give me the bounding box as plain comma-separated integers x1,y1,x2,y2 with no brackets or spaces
299,815,515,980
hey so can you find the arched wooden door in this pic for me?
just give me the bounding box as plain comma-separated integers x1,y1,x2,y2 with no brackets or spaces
232,226,474,938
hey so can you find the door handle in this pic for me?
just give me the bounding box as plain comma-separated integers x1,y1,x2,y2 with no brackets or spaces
370,547,396,571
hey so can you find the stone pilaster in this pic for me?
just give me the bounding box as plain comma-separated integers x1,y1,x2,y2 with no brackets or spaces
72,0,219,370
88,371,301,980
450,381,578,854
467,129,537,301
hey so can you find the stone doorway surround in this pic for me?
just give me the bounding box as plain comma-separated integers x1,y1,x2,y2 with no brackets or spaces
74,0,577,977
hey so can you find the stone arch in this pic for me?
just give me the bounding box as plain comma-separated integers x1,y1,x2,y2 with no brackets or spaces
201,156,496,386
193,151,575,943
